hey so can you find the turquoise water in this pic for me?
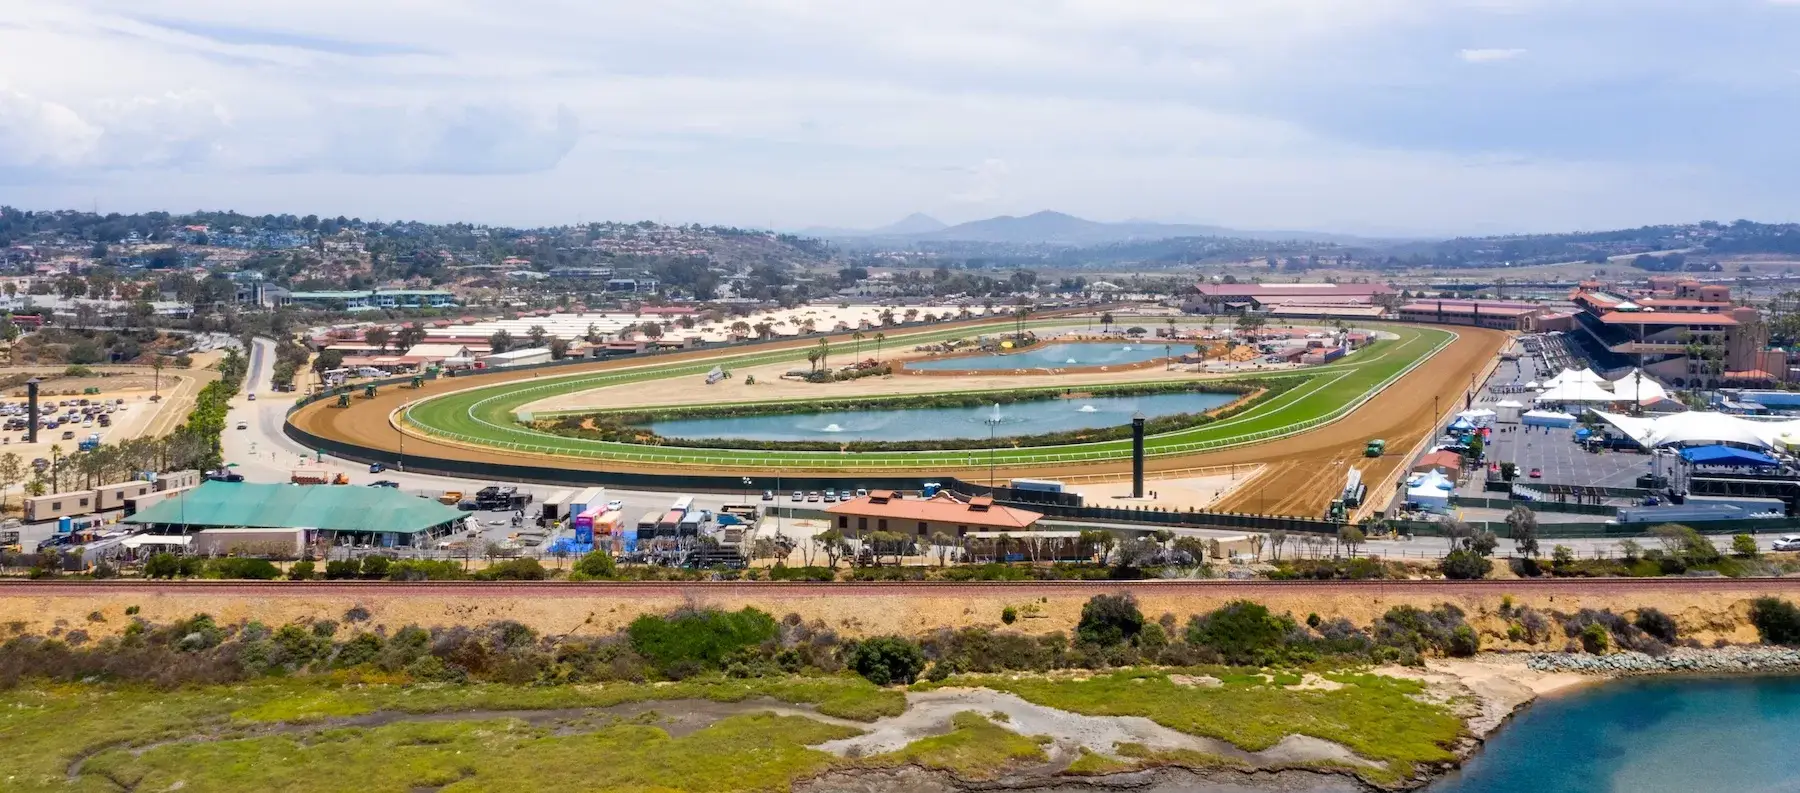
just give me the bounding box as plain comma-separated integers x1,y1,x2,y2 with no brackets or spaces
643,392,1236,443
906,342,1174,371
1430,675,1800,792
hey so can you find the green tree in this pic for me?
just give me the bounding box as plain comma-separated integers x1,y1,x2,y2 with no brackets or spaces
843,636,926,685
1751,598,1800,645
1337,525,1366,558
1439,549,1492,580
488,330,513,354
1733,533,1761,558
1076,593,1144,647
363,326,391,351
573,549,617,579
1506,506,1540,558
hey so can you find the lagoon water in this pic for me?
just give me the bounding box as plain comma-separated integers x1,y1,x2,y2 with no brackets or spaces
644,392,1236,443
906,342,1174,371
1429,675,1800,793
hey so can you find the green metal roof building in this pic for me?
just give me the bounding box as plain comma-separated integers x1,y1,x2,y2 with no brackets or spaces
125,482,468,547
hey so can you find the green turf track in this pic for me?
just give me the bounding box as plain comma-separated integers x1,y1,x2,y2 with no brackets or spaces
399,321,1454,470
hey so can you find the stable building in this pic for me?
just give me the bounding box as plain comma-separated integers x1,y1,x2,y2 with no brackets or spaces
124,481,469,549
825,490,1043,539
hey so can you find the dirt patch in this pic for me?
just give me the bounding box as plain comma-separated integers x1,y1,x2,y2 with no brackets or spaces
1284,674,1344,692
1169,674,1223,689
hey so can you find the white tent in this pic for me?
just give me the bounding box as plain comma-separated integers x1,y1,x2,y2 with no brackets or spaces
1405,471,1455,513
1525,381,1540,389
1608,369,1669,404
1590,410,1800,451
1494,399,1526,424
1522,410,1578,428
1534,380,1620,404
1456,409,1498,428
1543,367,1608,389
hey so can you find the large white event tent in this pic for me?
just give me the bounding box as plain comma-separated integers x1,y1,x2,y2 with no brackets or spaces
1590,411,1800,451
1534,379,1621,404
1607,369,1669,404
1542,367,1609,389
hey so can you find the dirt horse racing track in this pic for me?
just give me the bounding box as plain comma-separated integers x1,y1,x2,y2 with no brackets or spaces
287,320,1507,518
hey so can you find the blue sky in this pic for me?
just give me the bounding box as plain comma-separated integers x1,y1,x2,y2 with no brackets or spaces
2,0,1797,236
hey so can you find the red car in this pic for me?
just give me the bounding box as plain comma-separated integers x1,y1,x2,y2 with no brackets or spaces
1529,468,1543,478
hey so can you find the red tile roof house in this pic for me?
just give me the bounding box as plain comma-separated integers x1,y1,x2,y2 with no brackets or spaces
824,490,1043,540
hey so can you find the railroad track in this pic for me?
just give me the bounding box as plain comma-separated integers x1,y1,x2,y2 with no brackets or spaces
6,577,1799,596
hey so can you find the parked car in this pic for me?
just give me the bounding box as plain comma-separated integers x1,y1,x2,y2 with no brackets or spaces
791,491,803,502
806,491,821,502
822,491,836,503
1774,535,1800,552
840,489,855,501
369,480,400,488
605,499,624,512
1529,468,1543,478
762,490,775,501
369,462,385,473
247,393,257,401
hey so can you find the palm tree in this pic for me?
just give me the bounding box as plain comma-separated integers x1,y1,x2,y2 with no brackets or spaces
1166,317,1178,339
1100,311,1114,333
1194,343,1209,361
806,349,821,374
816,338,830,372
851,330,865,361
873,332,886,361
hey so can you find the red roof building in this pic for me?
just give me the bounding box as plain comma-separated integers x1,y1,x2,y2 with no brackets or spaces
825,490,1043,538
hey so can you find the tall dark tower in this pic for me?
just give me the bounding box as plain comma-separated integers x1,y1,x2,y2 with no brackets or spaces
1131,411,1146,499
25,377,40,444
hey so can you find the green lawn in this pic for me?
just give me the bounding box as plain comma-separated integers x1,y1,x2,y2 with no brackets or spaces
921,668,1464,786
0,676,901,792
397,321,1452,470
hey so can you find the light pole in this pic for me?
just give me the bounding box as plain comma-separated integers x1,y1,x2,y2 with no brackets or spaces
741,476,752,502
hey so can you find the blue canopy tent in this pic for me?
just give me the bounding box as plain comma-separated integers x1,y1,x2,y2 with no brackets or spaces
1679,444,1780,468
1447,417,1476,432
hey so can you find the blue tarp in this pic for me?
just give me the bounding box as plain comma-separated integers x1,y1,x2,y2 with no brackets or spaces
1680,444,1779,467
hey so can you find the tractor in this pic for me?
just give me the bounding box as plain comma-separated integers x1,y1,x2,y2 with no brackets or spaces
336,393,351,408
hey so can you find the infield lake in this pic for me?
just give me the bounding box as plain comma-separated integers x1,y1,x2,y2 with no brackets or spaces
1426,675,1800,793
906,342,1174,371
643,392,1237,443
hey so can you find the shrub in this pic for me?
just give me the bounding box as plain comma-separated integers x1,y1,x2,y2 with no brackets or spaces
626,608,780,678
387,559,466,581
1439,549,1492,580
324,560,359,580
767,565,836,582
1001,606,1018,625
1750,598,1800,646
207,557,281,580
1076,594,1144,647
335,632,384,666
359,555,391,579
143,553,180,579
572,550,617,579
843,636,926,685
287,560,315,581
1374,605,1472,657
1579,623,1609,654
1186,601,1295,665
1635,608,1679,643
1448,625,1480,657
477,558,547,581
1733,534,1760,558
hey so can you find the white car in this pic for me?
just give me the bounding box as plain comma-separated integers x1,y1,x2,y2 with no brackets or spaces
1773,535,1800,552
605,499,624,512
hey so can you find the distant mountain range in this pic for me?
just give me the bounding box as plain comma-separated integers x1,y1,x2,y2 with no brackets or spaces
808,211,1387,246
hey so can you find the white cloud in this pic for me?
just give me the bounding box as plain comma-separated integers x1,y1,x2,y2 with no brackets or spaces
0,1,1795,233
1458,47,1528,62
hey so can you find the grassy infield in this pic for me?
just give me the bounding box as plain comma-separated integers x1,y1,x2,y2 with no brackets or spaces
4,668,1461,792
400,322,1452,469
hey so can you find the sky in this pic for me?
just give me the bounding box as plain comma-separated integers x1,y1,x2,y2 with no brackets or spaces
2,0,1799,237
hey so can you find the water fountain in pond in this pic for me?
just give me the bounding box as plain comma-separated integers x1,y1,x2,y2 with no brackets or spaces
1066,358,1078,364
822,423,844,432
1078,405,1098,413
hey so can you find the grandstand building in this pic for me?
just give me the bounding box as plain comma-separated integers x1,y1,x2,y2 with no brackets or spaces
1568,284,1777,387
1396,299,1548,331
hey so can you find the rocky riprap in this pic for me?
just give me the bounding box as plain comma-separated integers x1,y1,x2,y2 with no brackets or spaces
1525,646,1800,674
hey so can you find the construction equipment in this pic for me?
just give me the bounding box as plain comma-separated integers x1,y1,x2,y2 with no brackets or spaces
290,469,329,485
332,473,351,485
336,393,350,408
363,385,378,399
1364,439,1386,458
439,491,463,505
